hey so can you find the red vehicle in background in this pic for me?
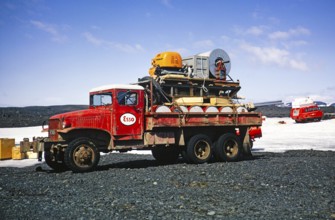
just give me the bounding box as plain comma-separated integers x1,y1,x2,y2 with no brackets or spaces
290,98,323,123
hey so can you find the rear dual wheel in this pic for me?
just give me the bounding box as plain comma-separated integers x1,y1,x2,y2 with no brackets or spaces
185,134,212,164
214,133,241,162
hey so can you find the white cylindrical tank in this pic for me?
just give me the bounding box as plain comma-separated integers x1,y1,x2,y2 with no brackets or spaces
155,105,171,112
205,106,219,113
237,106,248,113
189,106,204,112
172,106,188,113
220,106,233,112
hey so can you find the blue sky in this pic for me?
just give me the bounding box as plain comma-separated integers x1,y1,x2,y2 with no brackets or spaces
1,0,334,107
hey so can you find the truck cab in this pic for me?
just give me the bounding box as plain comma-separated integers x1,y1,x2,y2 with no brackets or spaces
44,84,145,172
89,84,145,140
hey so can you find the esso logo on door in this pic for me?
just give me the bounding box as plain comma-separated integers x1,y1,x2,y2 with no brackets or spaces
120,113,136,126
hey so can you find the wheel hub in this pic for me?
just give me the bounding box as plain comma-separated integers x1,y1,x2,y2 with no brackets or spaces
195,141,210,159
225,140,237,156
74,146,93,166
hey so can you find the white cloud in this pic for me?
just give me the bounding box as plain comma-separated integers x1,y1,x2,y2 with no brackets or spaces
269,31,289,40
193,40,214,49
82,32,102,46
245,26,265,36
269,26,310,40
82,32,145,53
240,43,288,65
240,42,308,71
289,59,308,71
282,40,308,49
30,20,67,43
233,25,267,37
221,35,230,41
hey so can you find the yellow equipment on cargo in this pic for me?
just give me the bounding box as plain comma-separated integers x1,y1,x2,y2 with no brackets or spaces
149,51,183,76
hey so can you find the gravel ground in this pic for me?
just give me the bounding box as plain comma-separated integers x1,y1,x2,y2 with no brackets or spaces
0,150,334,220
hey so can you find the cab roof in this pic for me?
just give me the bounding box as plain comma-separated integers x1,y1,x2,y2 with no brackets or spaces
90,84,144,93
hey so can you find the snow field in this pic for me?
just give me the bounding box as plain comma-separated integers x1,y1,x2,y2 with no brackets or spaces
0,118,334,167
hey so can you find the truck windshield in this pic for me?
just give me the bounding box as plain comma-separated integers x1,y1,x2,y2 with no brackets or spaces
90,93,112,106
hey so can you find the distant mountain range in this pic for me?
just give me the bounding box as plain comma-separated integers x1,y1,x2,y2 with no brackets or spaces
0,105,88,128
0,105,334,128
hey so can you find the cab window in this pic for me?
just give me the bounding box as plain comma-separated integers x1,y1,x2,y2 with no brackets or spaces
90,93,112,106
117,91,138,105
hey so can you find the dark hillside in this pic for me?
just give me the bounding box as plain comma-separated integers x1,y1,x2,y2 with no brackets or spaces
0,105,88,128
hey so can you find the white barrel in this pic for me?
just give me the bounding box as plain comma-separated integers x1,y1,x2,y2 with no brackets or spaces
237,106,248,113
172,106,188,113
189,106,204,112
205,106,219,113
155,105,171,112
220,106,233,112
179,106,188,113
198,48,231,78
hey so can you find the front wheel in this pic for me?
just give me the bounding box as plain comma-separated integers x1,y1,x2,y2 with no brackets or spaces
214,133,241,162
64,138,100,172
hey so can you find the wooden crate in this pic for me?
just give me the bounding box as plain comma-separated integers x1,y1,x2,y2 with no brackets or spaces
26,151,38,159
12,147,25,160
0,138,15,160
20,140,32,152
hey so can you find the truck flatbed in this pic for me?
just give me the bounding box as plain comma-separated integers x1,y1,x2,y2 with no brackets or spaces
145,111,262,130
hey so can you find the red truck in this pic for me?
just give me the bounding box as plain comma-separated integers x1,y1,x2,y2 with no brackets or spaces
41,49,262,172
290,98,323,123
41,80,262,172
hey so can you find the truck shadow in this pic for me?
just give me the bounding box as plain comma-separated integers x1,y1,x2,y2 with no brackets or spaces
95,154,266,171
36,154,266,173
96,159,184,171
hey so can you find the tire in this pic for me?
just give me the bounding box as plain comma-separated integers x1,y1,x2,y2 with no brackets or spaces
45,149,68,171
186,134,212,164
151,146,180,164
214,133,241,162
64,138,100,172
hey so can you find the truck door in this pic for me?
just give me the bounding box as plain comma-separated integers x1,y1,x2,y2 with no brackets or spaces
113,89,144,139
